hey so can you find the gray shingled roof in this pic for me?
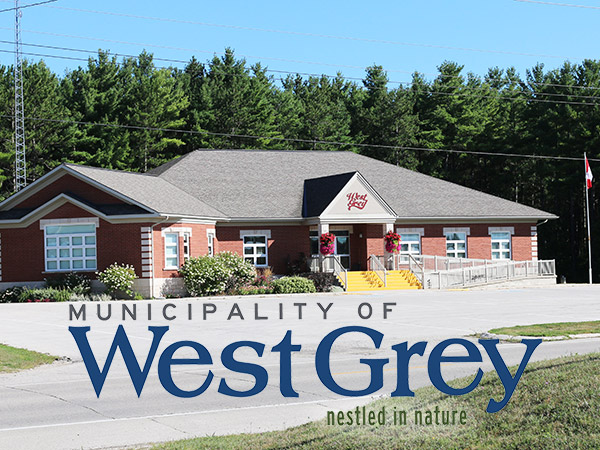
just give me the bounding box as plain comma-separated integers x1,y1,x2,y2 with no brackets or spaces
152,150,556,220
66,164,225,218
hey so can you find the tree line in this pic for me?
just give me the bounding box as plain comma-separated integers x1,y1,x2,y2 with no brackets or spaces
0,48,597,282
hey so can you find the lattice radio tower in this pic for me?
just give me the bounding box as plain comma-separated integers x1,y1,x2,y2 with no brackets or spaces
14,0,26,192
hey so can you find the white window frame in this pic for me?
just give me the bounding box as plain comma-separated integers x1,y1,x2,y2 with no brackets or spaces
207,231,215,257
309,230,319,257
182,232,191,261
491,231,512,260
396,230,422,262
243,235,268,267
164,233,180,269
445,231,467,258
44,223,97,272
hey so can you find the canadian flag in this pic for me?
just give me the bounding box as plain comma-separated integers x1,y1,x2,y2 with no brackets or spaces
586,155,594,189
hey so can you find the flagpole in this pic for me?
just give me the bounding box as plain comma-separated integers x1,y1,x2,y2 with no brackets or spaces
585,152,593,284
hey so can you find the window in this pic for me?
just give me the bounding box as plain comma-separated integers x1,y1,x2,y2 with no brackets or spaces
491,232,511,260
207,232,215,257
243,235,268,267
45,224,96,272
446,232,467,258
399,233,421,262
309,231,319,256
183,232,191,261
164,233,179,269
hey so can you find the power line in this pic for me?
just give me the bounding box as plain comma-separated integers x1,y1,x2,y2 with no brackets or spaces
0,0,55,13
40,4,582,61
2,43,600,107
1,113,598,162
514,0,600,9
0,26,598,93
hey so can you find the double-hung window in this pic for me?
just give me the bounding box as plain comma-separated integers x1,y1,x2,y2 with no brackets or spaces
207,232,215,257
164,233,179,269
182,232,191,261
309,231,319,257
45,224,96,272
243,235,268,267
491,232,511,260
399,233,421,262
446,232,467,258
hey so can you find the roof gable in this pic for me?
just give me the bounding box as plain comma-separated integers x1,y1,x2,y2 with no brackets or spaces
303,172,396,222
302,172,355,217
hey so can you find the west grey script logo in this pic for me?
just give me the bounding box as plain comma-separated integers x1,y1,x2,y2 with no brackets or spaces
347,192,368,210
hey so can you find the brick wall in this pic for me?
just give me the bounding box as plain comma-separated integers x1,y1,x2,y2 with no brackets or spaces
153,223,213,278
18,174,126,209
398,223,535,260
216,225,311,274
1,203,148,282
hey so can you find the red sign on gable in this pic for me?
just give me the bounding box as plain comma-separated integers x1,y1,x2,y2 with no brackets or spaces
346,192,368,210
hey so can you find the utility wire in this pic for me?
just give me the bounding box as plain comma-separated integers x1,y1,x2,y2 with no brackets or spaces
2,44,600,106
0,0,55,13
515,0,600,9
1,113,598,162
0,27,598,92
0,27,590,89
40,4,581,60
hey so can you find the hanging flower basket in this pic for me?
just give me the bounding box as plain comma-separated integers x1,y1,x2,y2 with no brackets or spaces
319,232,336,255
384,231,401,254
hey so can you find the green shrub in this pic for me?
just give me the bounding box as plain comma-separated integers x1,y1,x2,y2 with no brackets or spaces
19,288,72,303
271,276,316,294
179,252,256,296
234,285,273,296
97,263,137,298
303,272,337,292
45,272,91,295
0,286,25,303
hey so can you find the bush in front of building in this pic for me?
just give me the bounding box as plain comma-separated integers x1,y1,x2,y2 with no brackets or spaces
18,288,73,303
302,272,337,292
234,285,274,295
271,276,316,294
180,252,256,296
97,263,138,298
45,272,92,295
0,286,25,303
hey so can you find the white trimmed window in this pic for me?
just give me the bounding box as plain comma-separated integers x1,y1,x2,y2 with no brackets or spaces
491,232,511,260
309,230,319,257
399,233,421,262
45,224,96,272
183,232,191,261
164,233,179,269
446,232,467,258
243,235,268,267
207,232,215,257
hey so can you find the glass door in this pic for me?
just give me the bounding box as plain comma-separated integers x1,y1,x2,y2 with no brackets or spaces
333,230,350,269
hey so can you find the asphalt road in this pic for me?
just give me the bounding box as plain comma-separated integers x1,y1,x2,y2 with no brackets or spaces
0,285,599,450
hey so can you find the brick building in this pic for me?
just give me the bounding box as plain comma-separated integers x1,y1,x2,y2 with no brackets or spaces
0,150,556,296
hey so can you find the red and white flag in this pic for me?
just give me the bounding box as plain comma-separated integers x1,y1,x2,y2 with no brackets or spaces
586,155,594,189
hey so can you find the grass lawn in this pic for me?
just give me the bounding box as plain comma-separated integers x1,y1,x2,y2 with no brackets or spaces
489,321,600,337
0,343,57,373
152,353,600,450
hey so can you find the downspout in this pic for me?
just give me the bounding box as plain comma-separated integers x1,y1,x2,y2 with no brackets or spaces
150,215,170,299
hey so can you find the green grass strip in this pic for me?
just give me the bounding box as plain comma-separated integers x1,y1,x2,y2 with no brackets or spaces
152,353,600,450
0,343,57,373
490,321,600,337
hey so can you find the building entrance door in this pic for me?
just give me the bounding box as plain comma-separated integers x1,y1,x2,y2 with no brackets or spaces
333,230,350,269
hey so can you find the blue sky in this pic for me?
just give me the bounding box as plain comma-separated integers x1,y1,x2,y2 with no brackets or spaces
0,0,598,85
